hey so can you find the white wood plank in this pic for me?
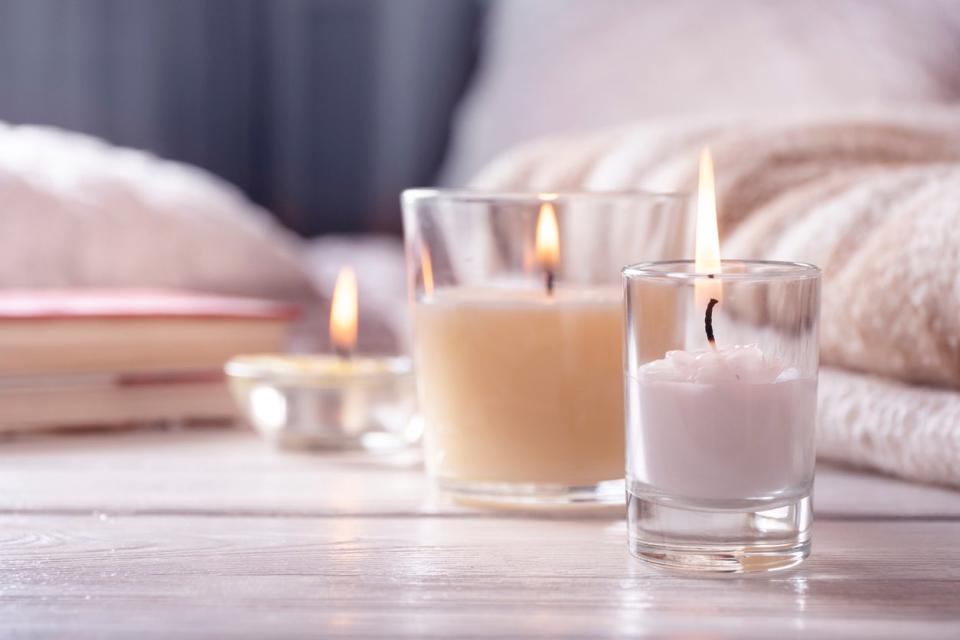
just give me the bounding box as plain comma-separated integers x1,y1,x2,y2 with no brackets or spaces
0,428,957,518
0,514,957,639
0,426,430,515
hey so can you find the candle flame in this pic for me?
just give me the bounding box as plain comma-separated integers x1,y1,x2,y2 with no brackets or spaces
330,266,358,355
695,147,722,307
420,244,434,295
535,201,560,271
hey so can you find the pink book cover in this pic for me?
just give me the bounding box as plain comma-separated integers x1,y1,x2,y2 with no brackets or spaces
0,288,301,322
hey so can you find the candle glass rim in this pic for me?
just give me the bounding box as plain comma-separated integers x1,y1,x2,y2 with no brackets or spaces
401,187,687,205
225,354,414,385
622,259,821,282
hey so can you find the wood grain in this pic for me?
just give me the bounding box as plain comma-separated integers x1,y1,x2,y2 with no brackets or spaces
0,428,957,519
0,428,958,638
0,515,958,638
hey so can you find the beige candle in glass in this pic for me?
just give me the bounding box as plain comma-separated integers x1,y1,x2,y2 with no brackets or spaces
403,190,688,506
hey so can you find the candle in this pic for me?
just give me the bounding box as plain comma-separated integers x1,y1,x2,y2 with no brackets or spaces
631,149,816,500
226,266,418,451
415,285,626,486
622,149,821,572
632,345,816,499
403,188,690,505
413,201,677,498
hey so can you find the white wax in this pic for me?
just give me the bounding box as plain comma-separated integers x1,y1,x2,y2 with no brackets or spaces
629,345,816,502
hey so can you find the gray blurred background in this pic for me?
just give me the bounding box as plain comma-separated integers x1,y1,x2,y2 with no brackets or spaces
0,0,484,235
3,0,957,238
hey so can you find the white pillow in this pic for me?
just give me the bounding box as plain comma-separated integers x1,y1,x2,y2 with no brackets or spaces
0,123,318,302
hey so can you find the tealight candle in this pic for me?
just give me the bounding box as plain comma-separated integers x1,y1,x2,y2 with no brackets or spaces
623,149,821,573
403,189,689,506
226,267,418,451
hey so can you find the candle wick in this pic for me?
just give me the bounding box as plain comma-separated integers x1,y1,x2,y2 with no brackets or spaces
545,269,555,296
334,346,353,360
705,297,719,349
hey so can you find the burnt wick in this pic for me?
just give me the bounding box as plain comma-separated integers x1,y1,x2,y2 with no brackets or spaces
705,297,719,348
545,270,556,296
334,346,352,360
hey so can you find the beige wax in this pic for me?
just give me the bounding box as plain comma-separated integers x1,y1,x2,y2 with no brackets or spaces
414,287,676,485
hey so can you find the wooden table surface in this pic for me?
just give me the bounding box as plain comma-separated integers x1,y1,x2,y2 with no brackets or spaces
0,426,958,639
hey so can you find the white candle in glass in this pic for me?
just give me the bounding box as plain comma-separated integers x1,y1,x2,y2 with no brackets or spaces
631,150,816,502
633,344,816,500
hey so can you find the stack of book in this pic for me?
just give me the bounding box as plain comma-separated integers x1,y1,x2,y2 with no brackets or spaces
0,289,298,432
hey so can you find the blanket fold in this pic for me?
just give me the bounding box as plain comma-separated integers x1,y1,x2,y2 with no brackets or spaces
473,108,960,488
819,368,960,487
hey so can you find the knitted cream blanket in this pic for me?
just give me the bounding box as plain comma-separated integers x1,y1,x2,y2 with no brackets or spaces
471,108,960,488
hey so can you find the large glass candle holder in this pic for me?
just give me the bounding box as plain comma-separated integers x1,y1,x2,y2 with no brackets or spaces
402,189,689,506
623,260,820,572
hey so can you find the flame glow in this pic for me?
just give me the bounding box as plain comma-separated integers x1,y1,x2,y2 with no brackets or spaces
695,147,722,307
330,266,358,355
535,201,560,271
420,245,434,295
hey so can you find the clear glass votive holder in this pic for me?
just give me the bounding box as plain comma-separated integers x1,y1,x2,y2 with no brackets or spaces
225,355,419,451
623,260,821,572
402,188,690,506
